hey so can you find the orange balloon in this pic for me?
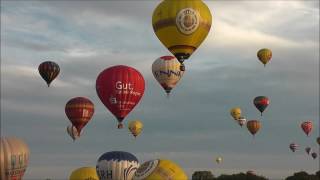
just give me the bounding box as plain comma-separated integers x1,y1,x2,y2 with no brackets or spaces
246,120,261,136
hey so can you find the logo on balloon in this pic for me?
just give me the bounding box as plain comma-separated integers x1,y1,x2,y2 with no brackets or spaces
176,8,200,35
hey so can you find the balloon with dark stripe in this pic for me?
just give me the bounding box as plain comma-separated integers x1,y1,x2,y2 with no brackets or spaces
253,96,270,116
38,61,60,87
289,143,298,152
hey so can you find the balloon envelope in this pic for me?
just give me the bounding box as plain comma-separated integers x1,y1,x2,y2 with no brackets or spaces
289,143,298,152
152,56,184,95
133,159,187,180
311,152,317,159
152,0,212,69
65,97,95,133
96,151,139,180
216,157,223,164
237,117,246,127
38,61,60,87
301,121,312,136
257,48,272,66
1,137,30,180
305,147,312,155
247,120,261,136
69,167,99,180
230,107,242,120
253,96,269,116
128,120,143,138
96,65,145,128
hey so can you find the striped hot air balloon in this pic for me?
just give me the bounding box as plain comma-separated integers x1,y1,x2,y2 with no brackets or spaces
247,120,261,137
257,48,272,67
289,143,298,152
65,97,95,134
38,61,60,87
253,96,270,116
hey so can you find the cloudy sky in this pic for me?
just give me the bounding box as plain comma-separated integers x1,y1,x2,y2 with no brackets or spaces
1,0,319,179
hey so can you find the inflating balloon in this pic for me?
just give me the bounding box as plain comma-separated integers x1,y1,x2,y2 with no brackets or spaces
67,125,80,141
96,151,139,180
96,65,145,129
289,143,298,152
133,159,187,180
152,0,212,71
247,120,261,137
1,137,30,180
253,96,269,116
230,107,242,120
257,48,272,67
128,120,143,138
69,167,98,180
65,97,94,133
152,56,184,95
301,121,312,136
38,61,60,87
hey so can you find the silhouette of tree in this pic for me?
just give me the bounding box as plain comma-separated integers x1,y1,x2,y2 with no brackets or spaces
192,171,215,180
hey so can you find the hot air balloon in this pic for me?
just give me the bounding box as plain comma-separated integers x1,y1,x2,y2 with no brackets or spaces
257,48,272,67
69,167,99,180
96,65,145,129
247,120,261,137
152,0,212,71
67,125,80,141
216,157,223,164
152,56,184,96
289,143,298,152
237,117,246,127
311,152,317,159
253,96,269,116
305,147,312,155
133,159,187,180
230,107,242,120
96,151,139,180
65,97,94,134
128,120,143,138
38,61,60,87
301,121,312,136
1,137,30,180
317,137,320,145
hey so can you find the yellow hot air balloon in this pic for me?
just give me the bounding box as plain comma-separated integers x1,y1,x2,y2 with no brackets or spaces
152,0,212,71
257,48,272,67
216,157,223,164
128,120,143,138
1,137,30,180
133,159,187,180
230,107,242,120
69,167,98,180
152,56,184,95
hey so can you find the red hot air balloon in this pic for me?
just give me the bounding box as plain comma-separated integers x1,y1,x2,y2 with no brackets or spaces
96,65,145,129
301,121,312,136
38,61,60,87
289,143,298,152
65,97,95,133
253,96,269,116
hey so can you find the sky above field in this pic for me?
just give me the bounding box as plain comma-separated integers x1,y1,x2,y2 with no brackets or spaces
1,0,319,179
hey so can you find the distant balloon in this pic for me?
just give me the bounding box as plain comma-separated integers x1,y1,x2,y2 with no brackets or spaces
311,152,317,159
317,137,320,145
133,159,187,180
69,167,99,180
96,65,145,129
152,0,212,71
67,125,80,141
128,120,143,138
38,61,60,87
65,97,94,133
152,56,184,95
237,117,246,127
305,147,312,155
1,137,30,180
289,143,298,152
257,48,272,67
253,96,269,116
247,120,261,137
301,121,312,136
230,107,242,120
216,157,223,164
96,151,139,180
